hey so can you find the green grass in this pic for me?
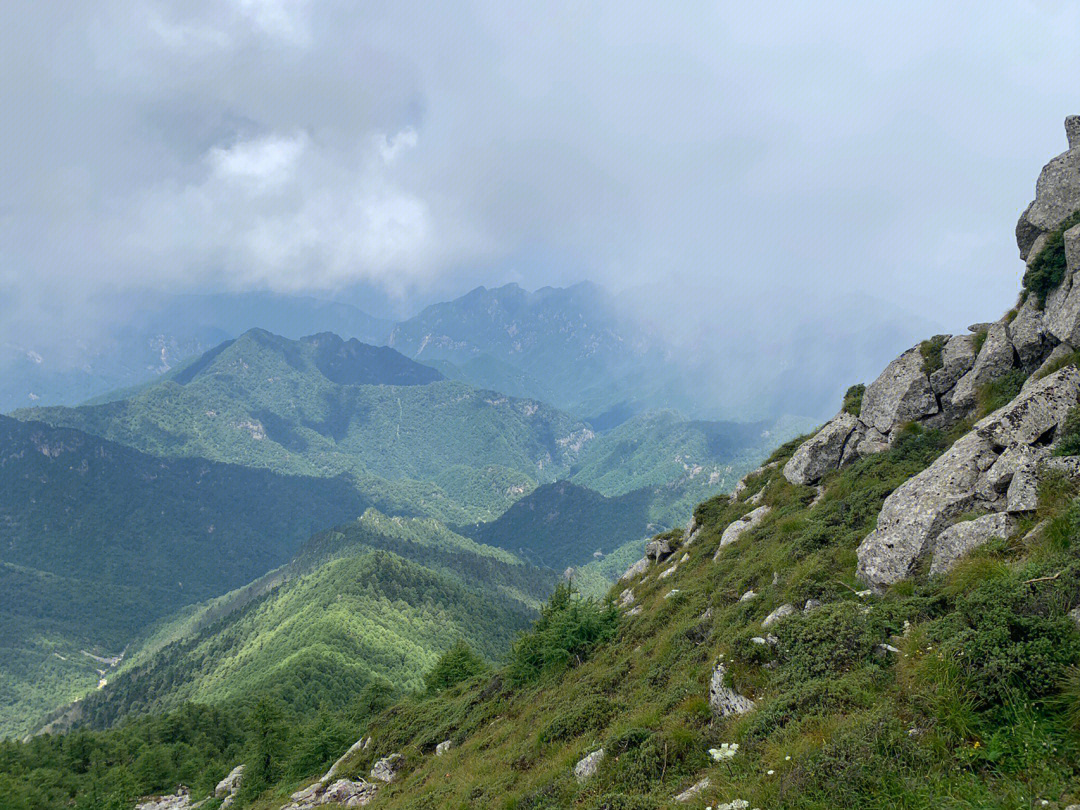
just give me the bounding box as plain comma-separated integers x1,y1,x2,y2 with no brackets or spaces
919,336,947,375
842,384,865,417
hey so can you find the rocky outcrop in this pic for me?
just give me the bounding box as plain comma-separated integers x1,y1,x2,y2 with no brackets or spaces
948,323,1018,412
619,557,650,581
574,748,604,781
645,536,674,562
708,661,754,717
435,740,453,756
370,753,402,784
782,411,858,485
761,603,795,628
929,513,1015,576
1017,117,1080,259
714,506,770,558
861,349,939,435
673,778,711,803
282,779,378,809
930,334,976,393
857,366,1080,587
215,764,244,808
136,790,195,810
321,737,369,784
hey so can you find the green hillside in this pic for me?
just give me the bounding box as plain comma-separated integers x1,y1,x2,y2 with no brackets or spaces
460,481,656,572
14,329,593,523
55,511,557,731
0,416,372,739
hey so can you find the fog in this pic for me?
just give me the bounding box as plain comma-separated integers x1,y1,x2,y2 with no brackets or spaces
2,1,1078,414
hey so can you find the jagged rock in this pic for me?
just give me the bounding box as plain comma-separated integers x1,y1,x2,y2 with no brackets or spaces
708,662,754,717
682,515,701,546
215,764,244,798
673,778,711,803
618,588,635,608
574,748,604,782
369,754,402,784
855,426,889,458
762,603,795,628
782,411,859,485
856,431,995,587
948,323,1018,412
976,365,1080,447
435,740,452,756
645,537,673,562
1026,343,1075,389
930,334,976,394
739,589,756,602
659,564,677,579
1008,297,1049,369
1017,117,1080,259
861,348,938,435
627,605,643,616
136,790,193,810
321,737,368,784
620,557,650,581
929,513,1015,575
977,444,1047,503
283,779,377,808
290,783,325,803
746,488,765,505
858,368,1080,587
714,506,770,559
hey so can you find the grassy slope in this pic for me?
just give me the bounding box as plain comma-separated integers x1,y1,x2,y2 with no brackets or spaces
254,425,1080,810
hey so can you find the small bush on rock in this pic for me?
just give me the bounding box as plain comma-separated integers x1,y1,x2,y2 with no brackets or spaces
1024,209,1080,307
842,384,866,416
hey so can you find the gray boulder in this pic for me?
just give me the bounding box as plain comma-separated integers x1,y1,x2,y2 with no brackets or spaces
929,513,1015,576
1008,297,1048,369
782,411,859,485
215,764,244,799
856,431,995,587
1045,253,1080,346
673,778,711,803
708,661,754,717
929,334,976,394
761,603,795,628
714,506,770,559
975,365,1080,447
574,749,605,782
948,323,1018,412
645,537,673,562
861,348,938,435
1017,116,1080,259
435,740,452,756
619,557,650,581
369,754,402,784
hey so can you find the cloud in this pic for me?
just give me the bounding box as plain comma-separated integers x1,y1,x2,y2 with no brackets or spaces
1,0,1079,373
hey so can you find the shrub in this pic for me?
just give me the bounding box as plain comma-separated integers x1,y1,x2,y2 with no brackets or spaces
972,328,989,356
975,370,1027,417
842,384,866,417
1054,405,1080,456
920,335,948,375
425,640,489,693
772,601,884,686
506,584,619,685
1023,209,1080,307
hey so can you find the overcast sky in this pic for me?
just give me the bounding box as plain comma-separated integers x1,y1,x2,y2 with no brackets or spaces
2,1,1079,357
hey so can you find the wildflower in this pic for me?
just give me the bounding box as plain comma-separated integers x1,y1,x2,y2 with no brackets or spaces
709,743,739,761
767,769,775,775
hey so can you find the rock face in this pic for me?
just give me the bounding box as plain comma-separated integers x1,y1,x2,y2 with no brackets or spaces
930,513,1015,576
1017,117,1080,259
861,348,939,435
215,764,244,808
714,506,770,559
282,779,379,809
708,661,754,717
782,411,858,485
369,753,402,784
574,748,605,782
321,737,367,784
948,323,1018,412
857,367,1080,587
135,790,193,810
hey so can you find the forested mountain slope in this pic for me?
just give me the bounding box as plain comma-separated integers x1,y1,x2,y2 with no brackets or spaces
13,329,592,523
53,510,556,733
0,416,371,739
